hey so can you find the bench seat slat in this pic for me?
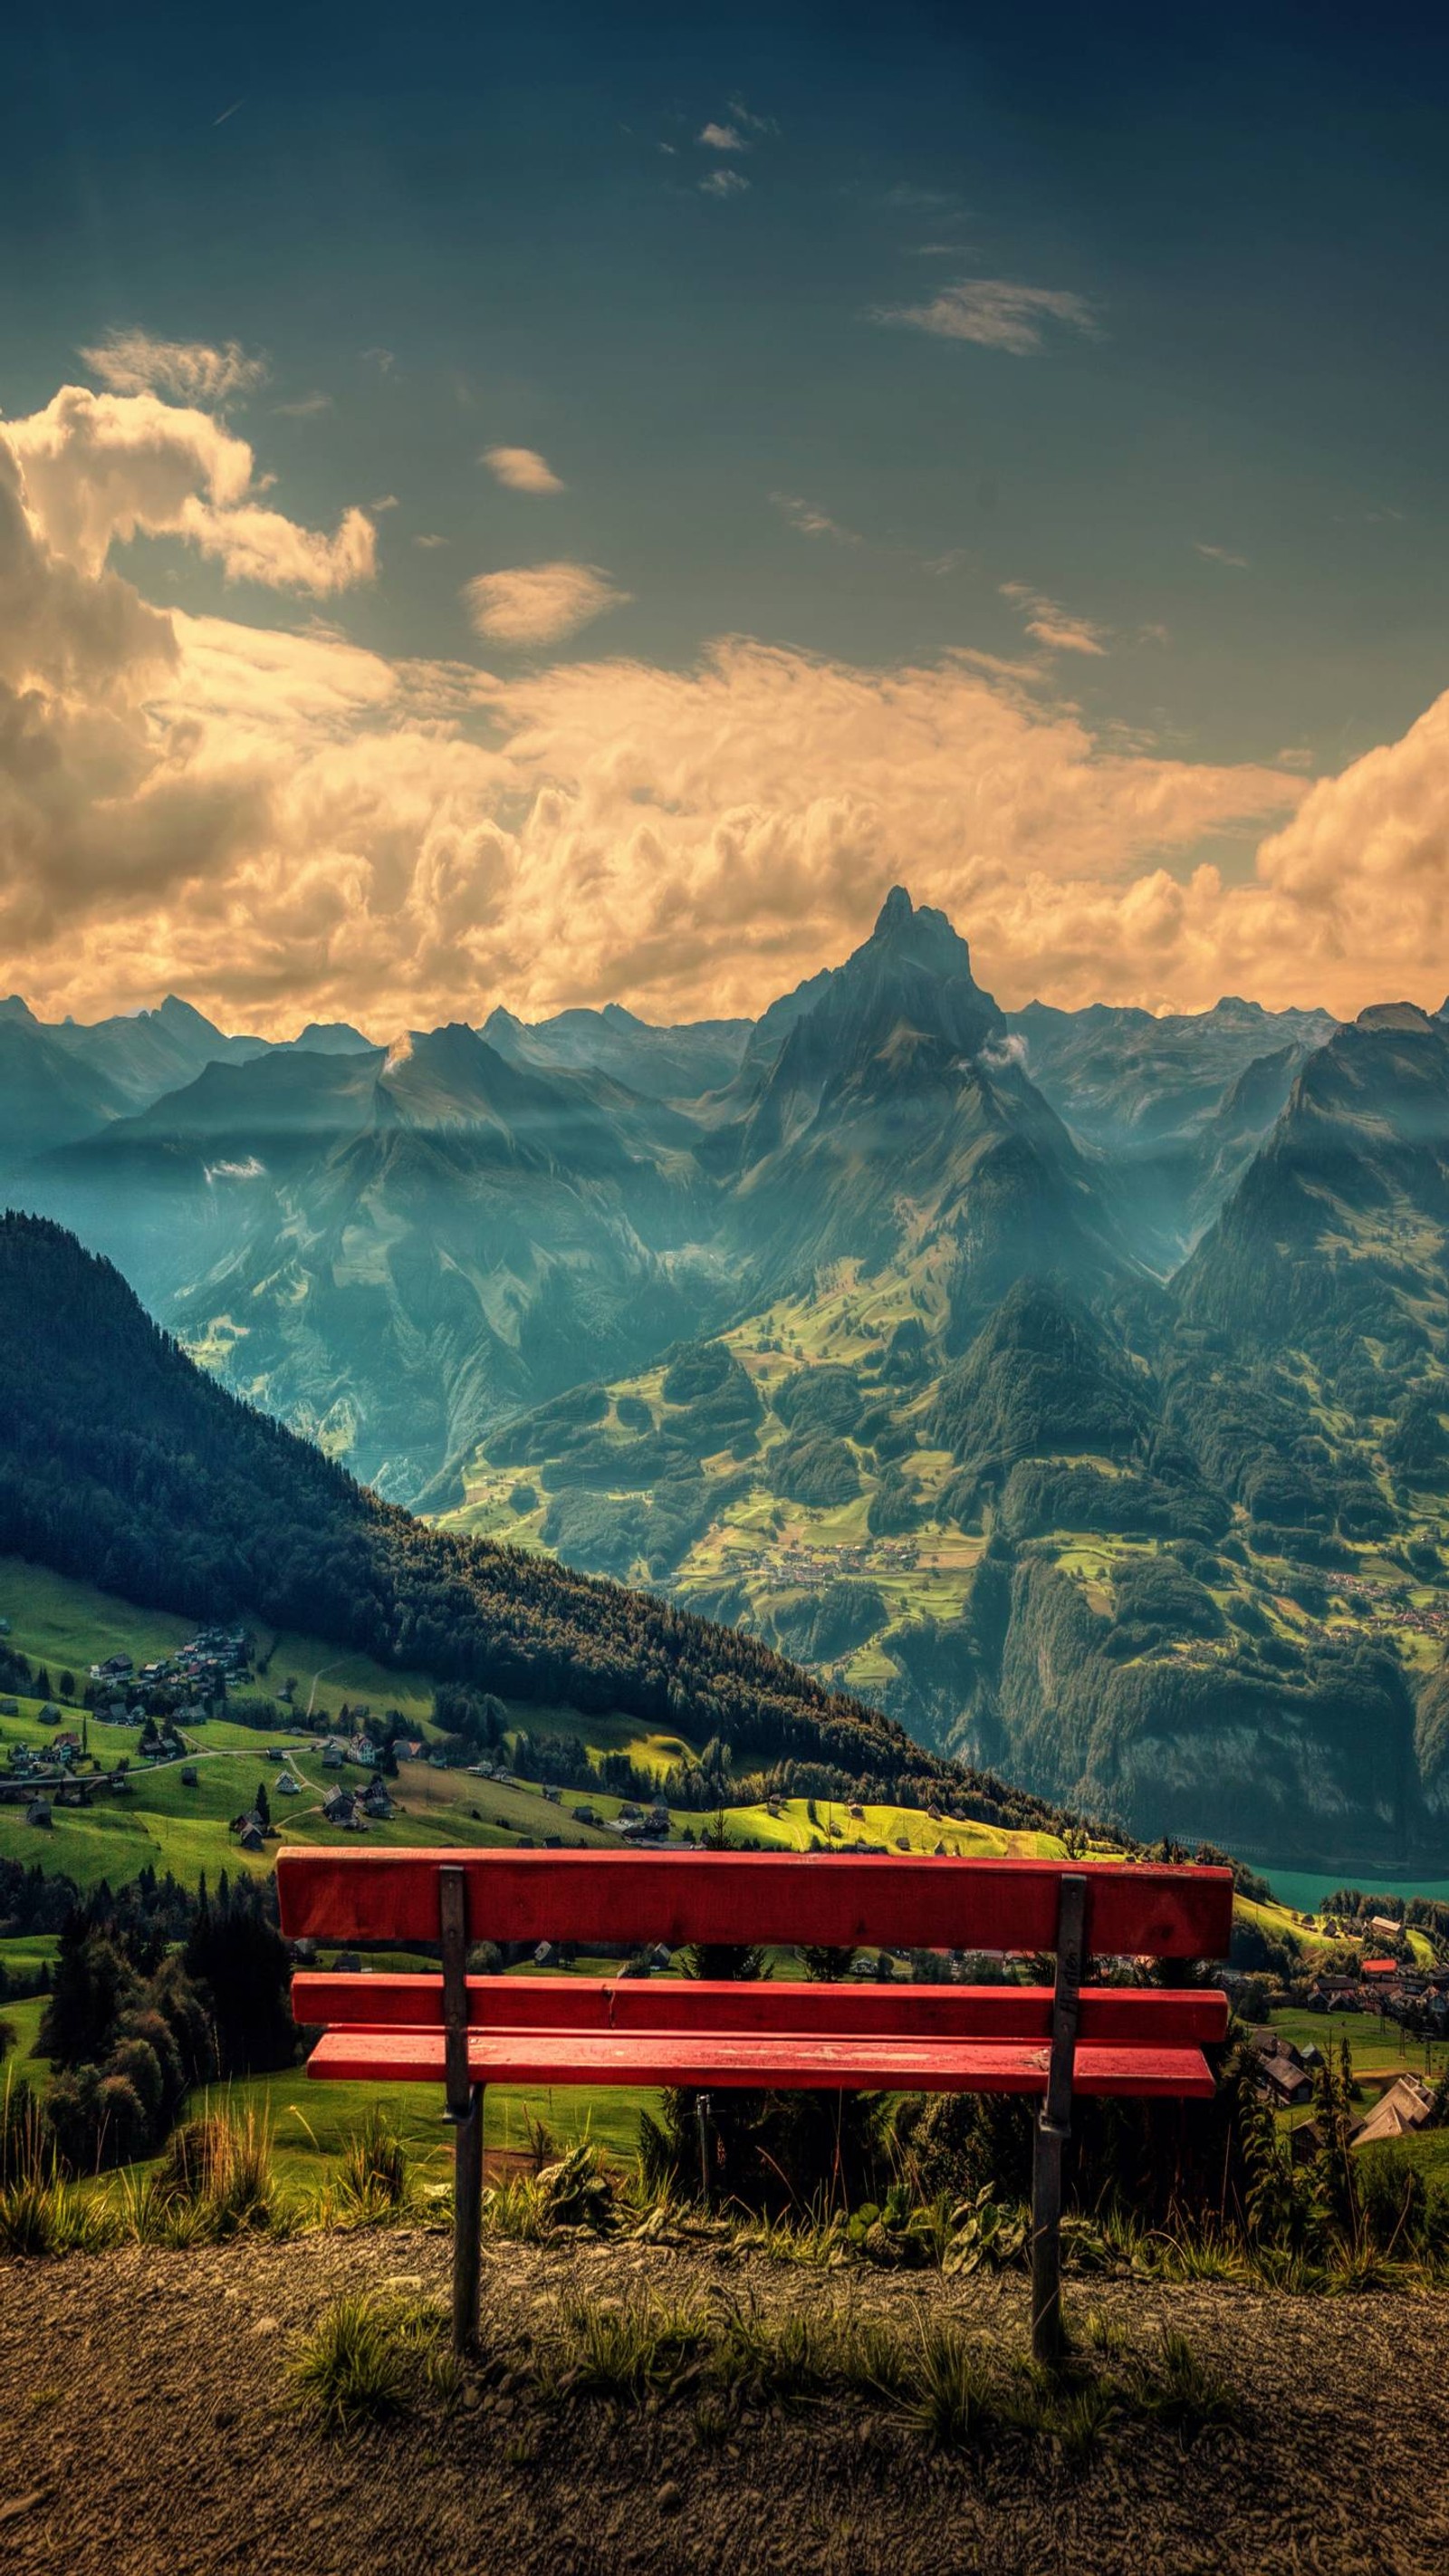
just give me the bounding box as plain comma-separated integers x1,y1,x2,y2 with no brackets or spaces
277,1849,1233,1959
292,1972,1228,2047
305,2027,1216,2100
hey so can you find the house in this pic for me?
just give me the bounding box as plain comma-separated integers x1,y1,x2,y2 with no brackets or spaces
236,1819,264,1853
1248,2033,1313,2108
572,1805,599,1826
179,1764,199,1787
26,1796,53,1828
1351,2074,1435,2148
347,1735,378,1767
1368,1916,1403,1947
321,1741,345,1769
360,1782,393,1820
274,1770,301,1795
321,1787,356,1824
1361,1958,1399,1986
533,1941,559,1968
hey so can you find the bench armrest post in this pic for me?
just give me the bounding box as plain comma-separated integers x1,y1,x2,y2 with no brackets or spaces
439,1865,472,2122
439,1866,484,2350
1032,1871,1087,2366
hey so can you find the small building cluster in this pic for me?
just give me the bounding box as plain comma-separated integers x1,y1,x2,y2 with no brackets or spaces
87,1630,249,1726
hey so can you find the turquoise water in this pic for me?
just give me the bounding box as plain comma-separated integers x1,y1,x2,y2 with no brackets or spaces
1258,1864,1449,1914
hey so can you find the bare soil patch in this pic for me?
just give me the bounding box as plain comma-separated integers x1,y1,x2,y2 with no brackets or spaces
2,2227,1446,2575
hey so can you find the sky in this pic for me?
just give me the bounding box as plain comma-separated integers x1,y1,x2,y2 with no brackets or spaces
3,1,1449,1033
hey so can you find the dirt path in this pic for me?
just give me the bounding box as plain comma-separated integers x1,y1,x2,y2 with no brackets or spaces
2,2228,1446,2576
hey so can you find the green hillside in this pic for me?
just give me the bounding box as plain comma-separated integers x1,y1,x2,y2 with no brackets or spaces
445,1235,1449,1871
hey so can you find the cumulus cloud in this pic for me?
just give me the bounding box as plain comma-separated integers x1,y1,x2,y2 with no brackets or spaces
700,168,750,199
5,386,374,595
461,561,628,646
873,278,1099,354
5,363,1449,1037
1000,582,1109,657
1195,542,1250,569
80,330,269,405
699,121,746,149
481,445,566,495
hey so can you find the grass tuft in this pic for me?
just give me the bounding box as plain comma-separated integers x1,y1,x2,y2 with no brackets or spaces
288,2293,457,2432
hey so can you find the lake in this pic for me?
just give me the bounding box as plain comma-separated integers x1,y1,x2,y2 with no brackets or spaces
1258,1862,1449,1915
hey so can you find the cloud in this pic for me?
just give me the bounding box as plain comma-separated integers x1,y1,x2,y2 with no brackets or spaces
80,331,268,405
872,278,1099,355
273,392,333,419
10,358,1449,1037
5,386,374,596
772,493,861,546
370,495,400,512
362,348,397,375
700,168,750,199
182,501,376,594
1194,542,1250,569
699,121,747,150
461,561,629,646
415,533,448,549
1000,582,1109,657
481,445,566,495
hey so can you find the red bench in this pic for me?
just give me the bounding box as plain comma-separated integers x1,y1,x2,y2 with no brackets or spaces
277,1848,1233,2359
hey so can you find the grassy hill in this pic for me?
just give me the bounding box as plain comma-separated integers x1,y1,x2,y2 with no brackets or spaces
442,1239,1449,1871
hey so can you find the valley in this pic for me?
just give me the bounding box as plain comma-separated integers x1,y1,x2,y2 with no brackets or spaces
5,891,1449,1869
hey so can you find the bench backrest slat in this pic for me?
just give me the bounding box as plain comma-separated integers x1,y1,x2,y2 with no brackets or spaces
276,1849,1233,1958
291,1971,1228,2046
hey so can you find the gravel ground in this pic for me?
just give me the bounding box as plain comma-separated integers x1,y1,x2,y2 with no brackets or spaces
2,2226,1447,2576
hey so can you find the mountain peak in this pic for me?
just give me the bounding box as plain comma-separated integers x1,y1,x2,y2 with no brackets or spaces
866,886,977,982
1355,1001,1437,1034
873,884,916,936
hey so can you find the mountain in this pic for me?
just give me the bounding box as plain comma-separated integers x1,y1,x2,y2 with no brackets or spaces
283,1021,376,1055
9,908,1449,1871
1176,1004,1449,1368
12,890,1135,1499
1012,994,1337,1154
484,1002,751,1101
0,1210,1067,1823
30,1028,724,1502
720,889,1129,1318
0,1014,131,1168
1010,995,1339,1273
48,995,271,1110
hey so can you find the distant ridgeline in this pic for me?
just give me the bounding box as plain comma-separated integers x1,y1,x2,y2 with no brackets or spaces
5,900,1449,1870
0,1213,1067,1831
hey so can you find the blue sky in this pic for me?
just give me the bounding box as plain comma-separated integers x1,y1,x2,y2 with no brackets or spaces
2,4,1447,1029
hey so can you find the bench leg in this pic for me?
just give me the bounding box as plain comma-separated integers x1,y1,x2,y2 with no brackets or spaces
1031,2116,1064,2365
452,2082,485,2353
1032,1870,1087,2366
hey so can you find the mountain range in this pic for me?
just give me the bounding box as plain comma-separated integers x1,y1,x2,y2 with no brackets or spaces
6,895,1449,1869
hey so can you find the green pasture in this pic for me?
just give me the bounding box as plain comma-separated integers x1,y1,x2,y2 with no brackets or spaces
0,1556,192,1678
207,2062,658,2181
1270,2004,1449,2089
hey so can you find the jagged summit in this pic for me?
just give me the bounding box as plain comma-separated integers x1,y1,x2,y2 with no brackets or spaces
868,885,977,979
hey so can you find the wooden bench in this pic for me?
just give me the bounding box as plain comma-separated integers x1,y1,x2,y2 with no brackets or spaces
277,1848,1233,2359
